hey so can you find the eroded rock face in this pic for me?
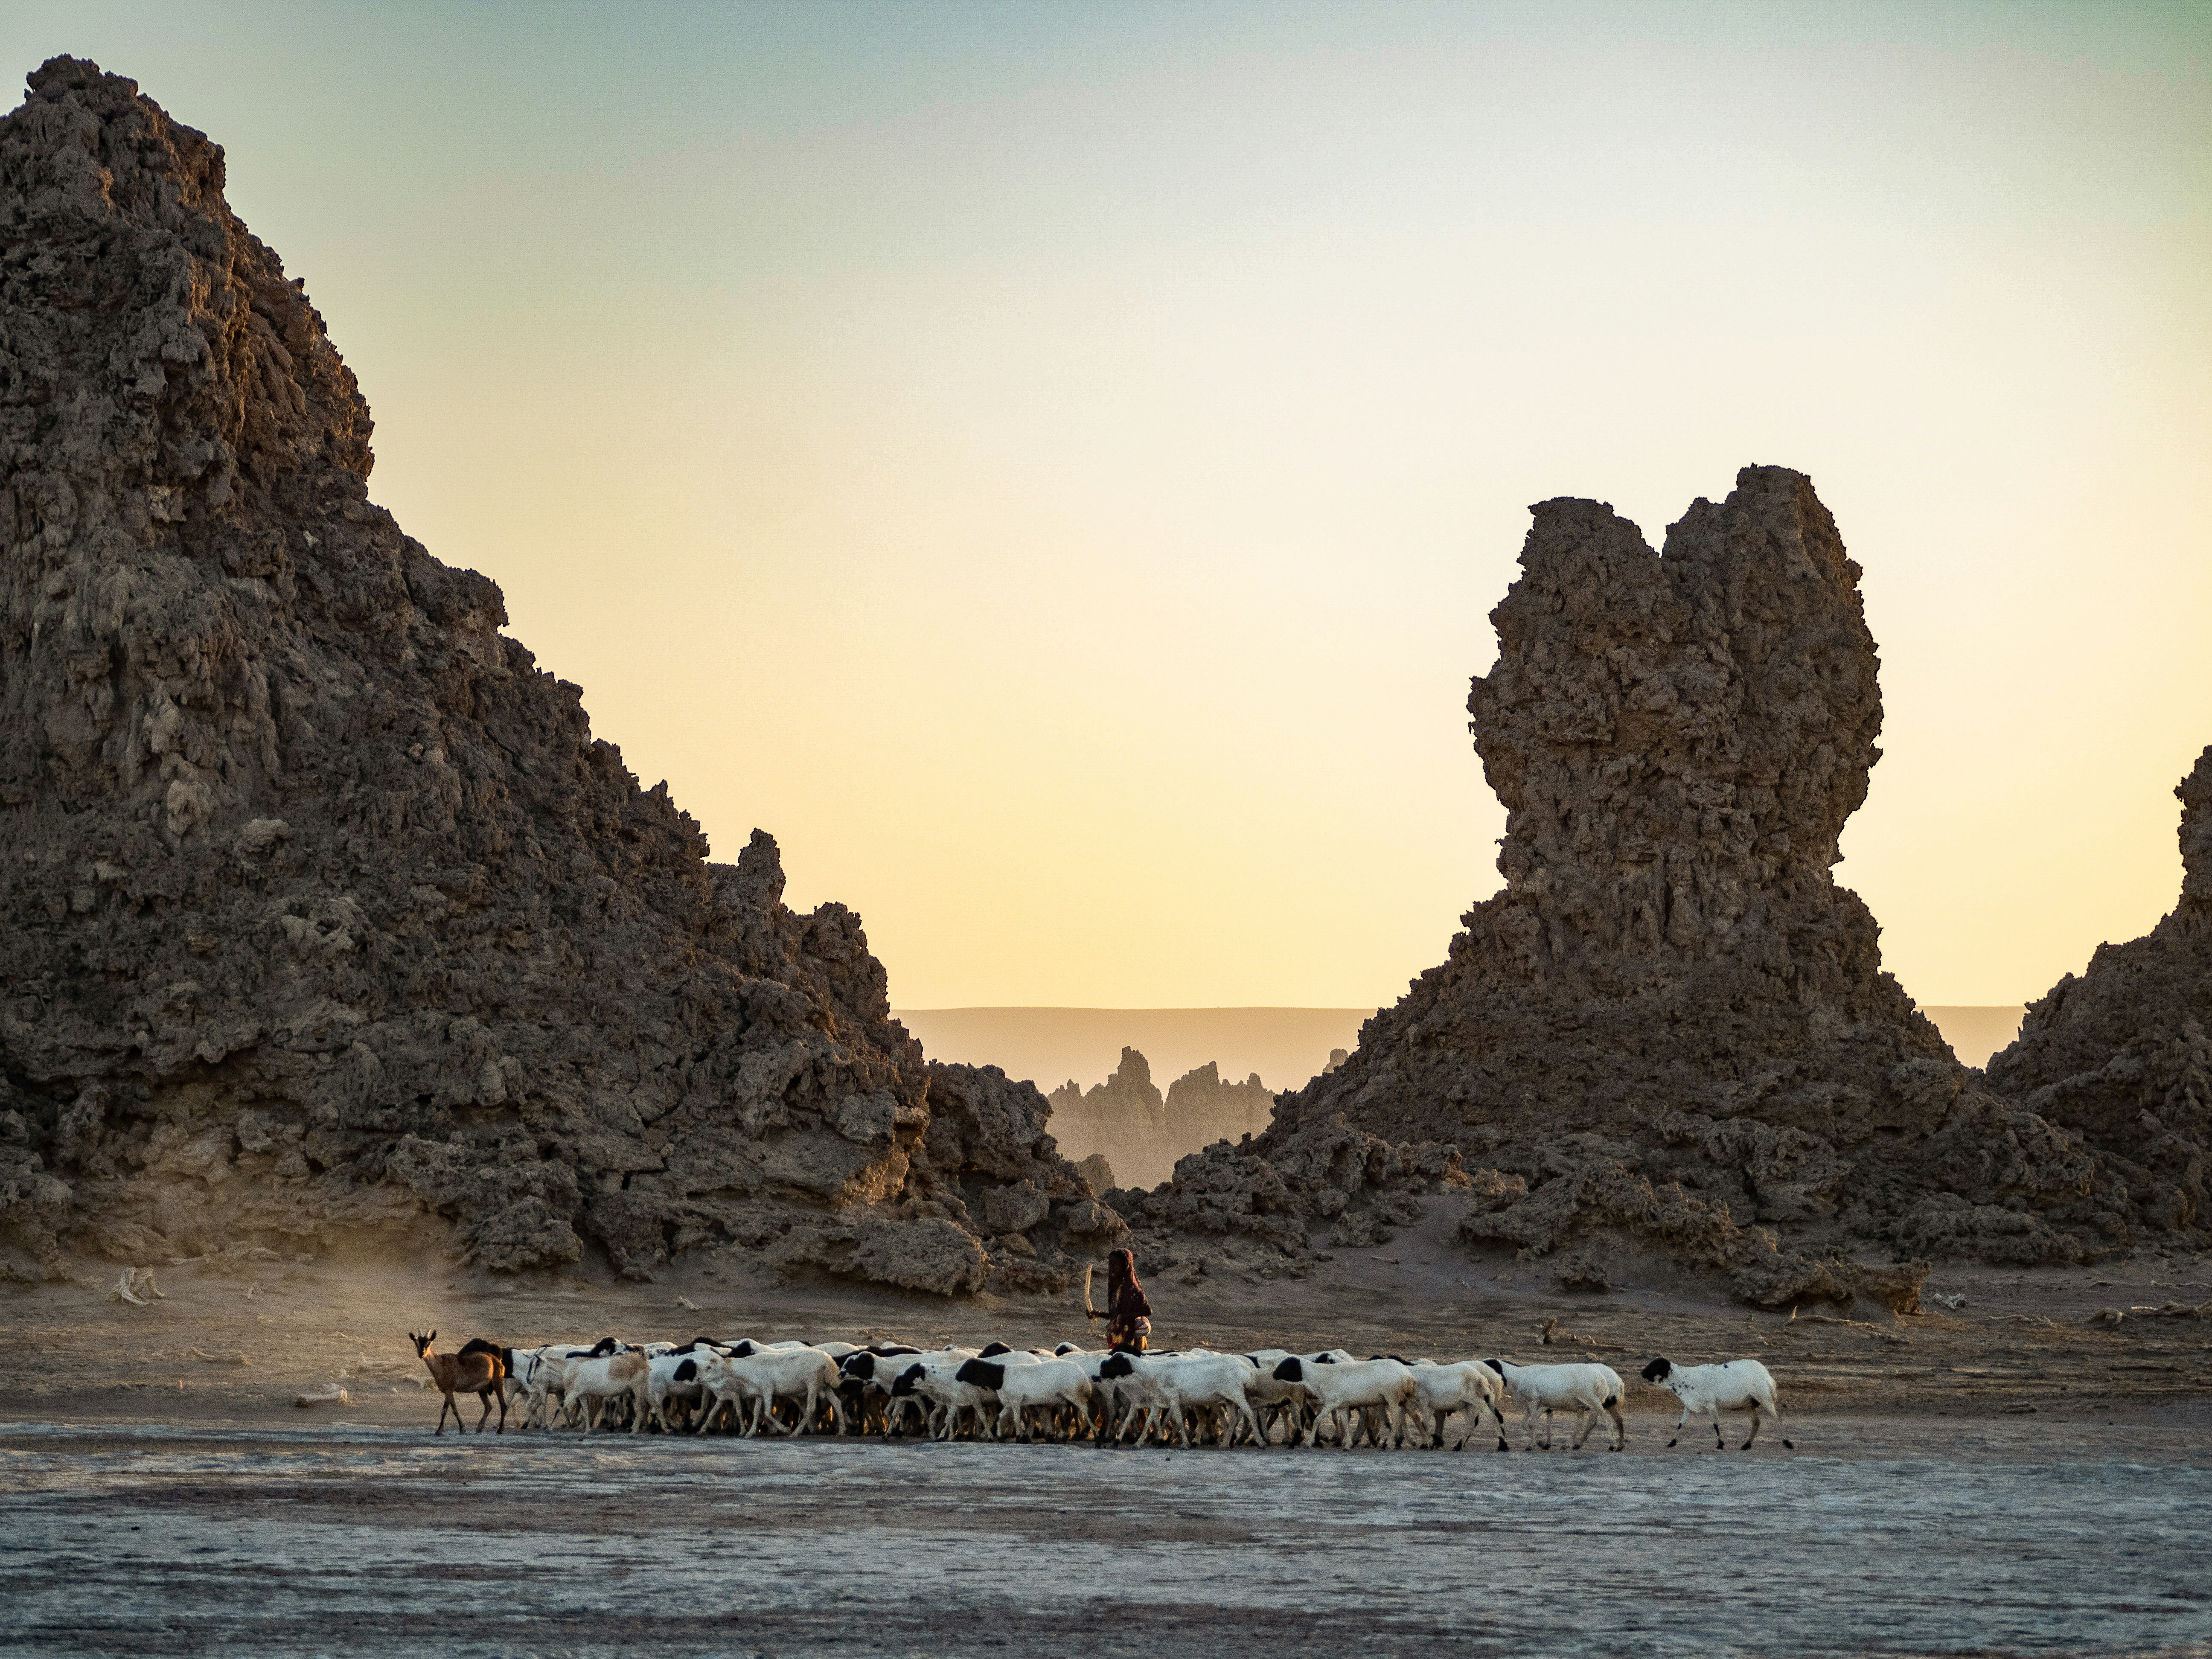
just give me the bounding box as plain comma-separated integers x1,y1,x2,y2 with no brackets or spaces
1164,1062,1274,1150
0,58,1113,1287
1150,468,2131,1305
1046,1049,1283,1191
1046,1048,1179,1188
1986,748,2212,1239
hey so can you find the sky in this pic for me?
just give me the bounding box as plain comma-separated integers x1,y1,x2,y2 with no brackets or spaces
12,2,2209,1010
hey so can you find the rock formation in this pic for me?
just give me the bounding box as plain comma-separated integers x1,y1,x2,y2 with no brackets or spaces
1985,748,2211,1243
1164,1062,1275,1151
0,58,1119,1291
1047,1048,1180,1190
1046,1050,1283,1191
1124,468,2124,1306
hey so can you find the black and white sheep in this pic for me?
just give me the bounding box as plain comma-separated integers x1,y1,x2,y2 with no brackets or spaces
1640,1356,1791,1449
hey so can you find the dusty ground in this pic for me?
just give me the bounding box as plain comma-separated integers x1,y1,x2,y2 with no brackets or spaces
4,1207,2209,1656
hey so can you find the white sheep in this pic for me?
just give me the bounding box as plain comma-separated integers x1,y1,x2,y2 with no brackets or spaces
1098,1352,1266,1448
1269,1356,1418,1449
1640,1356,1791,1449
545,1346,653,1433
955,1356,1096,1442
1405,1359,1511,1451
888,1358,998,1440
697,1347,847,1437
1483,1359,1625,1451
648,1344,732,1432
846,1347,975,1436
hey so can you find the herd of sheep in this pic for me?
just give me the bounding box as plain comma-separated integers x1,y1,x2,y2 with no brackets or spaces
407,1332,1792,1453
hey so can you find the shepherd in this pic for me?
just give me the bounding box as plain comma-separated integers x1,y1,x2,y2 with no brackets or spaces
1083,1246,1153,1352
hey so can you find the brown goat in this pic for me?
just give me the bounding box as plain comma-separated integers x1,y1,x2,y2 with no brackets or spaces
410,1330,507,1435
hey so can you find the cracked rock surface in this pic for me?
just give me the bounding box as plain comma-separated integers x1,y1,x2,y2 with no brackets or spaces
0,58,1112,1290
1130,468,2148,1306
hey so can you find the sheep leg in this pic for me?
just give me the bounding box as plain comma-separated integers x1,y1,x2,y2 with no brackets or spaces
1770,1396,1793,1449
1711,1411,1725,1450
1605,1397,1625,1451
1167,1396,1193,1449
1741,1403,1761,1450
1668,1403,1690,1448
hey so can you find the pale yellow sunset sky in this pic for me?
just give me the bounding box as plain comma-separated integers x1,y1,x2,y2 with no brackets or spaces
25,2,2212,1010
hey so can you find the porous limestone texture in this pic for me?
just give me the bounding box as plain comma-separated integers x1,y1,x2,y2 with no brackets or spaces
1986,748,2212,1240
0,58,1112,1290
1127,468,2130,1307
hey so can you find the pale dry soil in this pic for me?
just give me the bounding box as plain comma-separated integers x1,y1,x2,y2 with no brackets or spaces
3,1216,2209,1657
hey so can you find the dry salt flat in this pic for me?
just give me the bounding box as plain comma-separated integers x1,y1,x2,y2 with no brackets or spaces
1,1419,2208,1659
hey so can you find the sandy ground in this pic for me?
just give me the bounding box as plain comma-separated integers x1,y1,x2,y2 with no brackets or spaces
4,1209,2209,1656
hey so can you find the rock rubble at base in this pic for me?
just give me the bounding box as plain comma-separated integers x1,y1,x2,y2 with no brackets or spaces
0,58,1119,1292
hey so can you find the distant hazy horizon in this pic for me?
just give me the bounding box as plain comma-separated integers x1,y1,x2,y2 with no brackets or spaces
898,1003,2028,1096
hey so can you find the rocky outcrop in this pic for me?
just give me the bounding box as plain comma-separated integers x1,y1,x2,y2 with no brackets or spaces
1046,1048,1179,1189
1114,1116,1468,1256
1047,1049,1282,1190
1985,748,2212,1242
1164,1061,1275,1150
1133,467,2125,1306
0,58,1115,1288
